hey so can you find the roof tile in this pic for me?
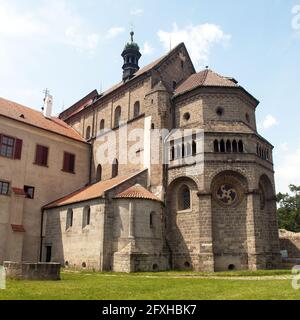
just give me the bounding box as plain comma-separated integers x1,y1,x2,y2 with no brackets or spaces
0,97,85,142
174,69,238,96
115,184,161,202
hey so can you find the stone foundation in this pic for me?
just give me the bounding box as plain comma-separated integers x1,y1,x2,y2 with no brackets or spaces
4,262,61,280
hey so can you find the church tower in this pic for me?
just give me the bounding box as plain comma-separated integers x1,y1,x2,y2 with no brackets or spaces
122,31,142,82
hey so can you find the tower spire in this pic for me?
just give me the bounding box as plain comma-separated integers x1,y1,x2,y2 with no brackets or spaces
121,31,142,82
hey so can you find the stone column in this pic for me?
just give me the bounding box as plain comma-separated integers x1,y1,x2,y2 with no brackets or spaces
197,191,214,272
246,190,266,270
128,201,135,239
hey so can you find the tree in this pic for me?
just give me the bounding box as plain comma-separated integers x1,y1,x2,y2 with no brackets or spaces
277,185,300,232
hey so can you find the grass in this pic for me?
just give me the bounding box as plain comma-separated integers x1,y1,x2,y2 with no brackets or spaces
0,270,299,300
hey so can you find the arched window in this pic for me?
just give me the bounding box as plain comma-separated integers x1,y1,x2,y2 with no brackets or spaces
112,159,119,178
85,126,91,140
150,212,155,228
226,140,232,153
232,140,238,153
114,106,121,128
192,141,197,156
133,101,140,118
220,140,225,153
182,144,185,158
82,206,91,228
170,146,175,161
238,140,244,153
214,140,219,153
66,209,73,230
100,119,105,133
96,164,102,182
178,185,191,211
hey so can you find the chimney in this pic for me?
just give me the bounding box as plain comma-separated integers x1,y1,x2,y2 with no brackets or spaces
43,92,53,119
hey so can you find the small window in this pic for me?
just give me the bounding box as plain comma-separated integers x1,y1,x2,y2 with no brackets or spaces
238,140,244,153
220,140,225,153
226,140,232,153
100,119,105,133
0,181,9,196
24,186,35,199
0,135,15,158
181,60,184,69
112,159,119,178
178,185,191,211
66,209,73,230
216,107,224,116
192,141,197,156
133,101,140,118
214,140,219,153
232,140,238,153
150,212,155,228
82,206,91,228
86,126,91,140
151,123,155,130
35,145,49,167
63,152,75,173
114,106,122,128
183,112,190,121
96,164,102,182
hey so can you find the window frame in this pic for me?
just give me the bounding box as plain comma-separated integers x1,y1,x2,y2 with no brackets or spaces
62,152,76,174
24,185,35,199
0,180,10,196
177,184,192,212
0,134,15,159
34,144,49,167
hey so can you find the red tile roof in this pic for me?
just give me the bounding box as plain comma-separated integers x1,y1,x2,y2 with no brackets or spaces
44,171,146,209
0,97,85,142
115,184,161,202
11,224,26,233
12,188,26,196
174,69,238,96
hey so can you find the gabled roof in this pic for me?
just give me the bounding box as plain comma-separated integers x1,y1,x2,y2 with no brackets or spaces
60,43,194,121
0,97,85,143
43,171,146,209
115,184,161,202
174,69,238,96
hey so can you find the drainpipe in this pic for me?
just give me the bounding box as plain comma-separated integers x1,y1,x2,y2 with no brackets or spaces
39,208,44,262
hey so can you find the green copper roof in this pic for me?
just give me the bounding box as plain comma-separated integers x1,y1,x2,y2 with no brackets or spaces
124,42,140,51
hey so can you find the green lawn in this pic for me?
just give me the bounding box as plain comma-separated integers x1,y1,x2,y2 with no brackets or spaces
0,270,299,300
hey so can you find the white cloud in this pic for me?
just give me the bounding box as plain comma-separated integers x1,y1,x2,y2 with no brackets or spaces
0,0,100,53
130,8,144,16
141,42,154,55
158,23,231,66
260,115,279,130
275,145,300,193
106,27,125,39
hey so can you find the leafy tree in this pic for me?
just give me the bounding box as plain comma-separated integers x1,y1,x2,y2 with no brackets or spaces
277,185,300,232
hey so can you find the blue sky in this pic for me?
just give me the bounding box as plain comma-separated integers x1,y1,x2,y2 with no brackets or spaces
1,0,300,193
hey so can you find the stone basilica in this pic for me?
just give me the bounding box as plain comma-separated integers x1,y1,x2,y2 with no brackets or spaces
0,33,280,272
